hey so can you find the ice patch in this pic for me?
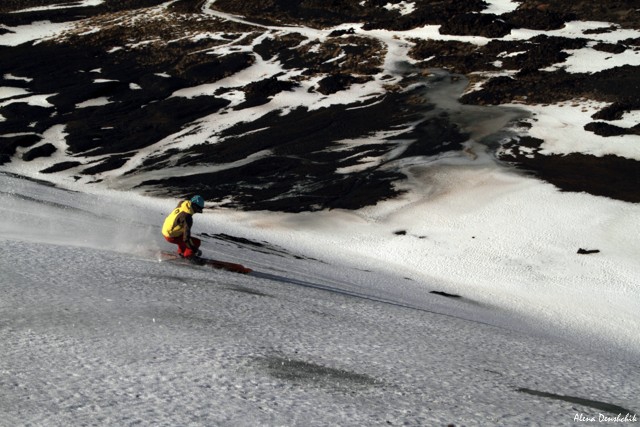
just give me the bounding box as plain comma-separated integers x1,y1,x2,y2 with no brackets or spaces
0,21,74,46
0,87,30,100
383,1,416,16
481,0,520,15
519,101,640,160
9,0,105,13
544,45,640,74
76,97,112,108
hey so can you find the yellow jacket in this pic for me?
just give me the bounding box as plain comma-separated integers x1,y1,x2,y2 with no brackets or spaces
162,200,195,240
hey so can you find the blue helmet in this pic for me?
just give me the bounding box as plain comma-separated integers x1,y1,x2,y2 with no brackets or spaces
190,195,205,211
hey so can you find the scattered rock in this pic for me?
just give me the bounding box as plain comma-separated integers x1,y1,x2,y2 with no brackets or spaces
583,25,618,35
577,248,600,255
593,42,627,54
591,102,633,120
584,121,640,136
238,77,299,109
41,161,83,174
0,134,41,165
316,74,368,95
81,156,129,175
22,143,56,162
328,28,355,37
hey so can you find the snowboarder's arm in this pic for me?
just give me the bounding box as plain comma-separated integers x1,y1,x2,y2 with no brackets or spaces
182,215,194,246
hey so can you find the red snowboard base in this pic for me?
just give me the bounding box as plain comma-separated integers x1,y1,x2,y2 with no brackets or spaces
159,251,253,274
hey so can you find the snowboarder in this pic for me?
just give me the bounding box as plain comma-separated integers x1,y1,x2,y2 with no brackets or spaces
162,195,205,258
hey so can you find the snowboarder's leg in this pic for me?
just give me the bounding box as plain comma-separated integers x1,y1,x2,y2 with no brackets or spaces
182,237,201,258
164,236,186,256
177,240,189,256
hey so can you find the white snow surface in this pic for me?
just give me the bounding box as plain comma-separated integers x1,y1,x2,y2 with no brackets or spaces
0,20,74,46
519,101,640,159
1,162,640,426
383,2,416,16
9,0,104,14
1,3,640,426
482,0,520,15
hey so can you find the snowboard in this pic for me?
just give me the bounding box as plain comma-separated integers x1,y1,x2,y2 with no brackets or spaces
159,251,253,274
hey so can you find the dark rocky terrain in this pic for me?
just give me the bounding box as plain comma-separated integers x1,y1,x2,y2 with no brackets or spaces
1,0,639,209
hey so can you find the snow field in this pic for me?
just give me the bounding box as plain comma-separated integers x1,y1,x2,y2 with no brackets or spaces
1,238,638,427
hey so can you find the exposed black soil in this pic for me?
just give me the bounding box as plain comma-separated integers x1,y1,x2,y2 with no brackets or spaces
500,147,640,203
139,87,467,211
1,0,639,209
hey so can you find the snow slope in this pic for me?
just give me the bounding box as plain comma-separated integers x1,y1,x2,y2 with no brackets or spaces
1,168,639,426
